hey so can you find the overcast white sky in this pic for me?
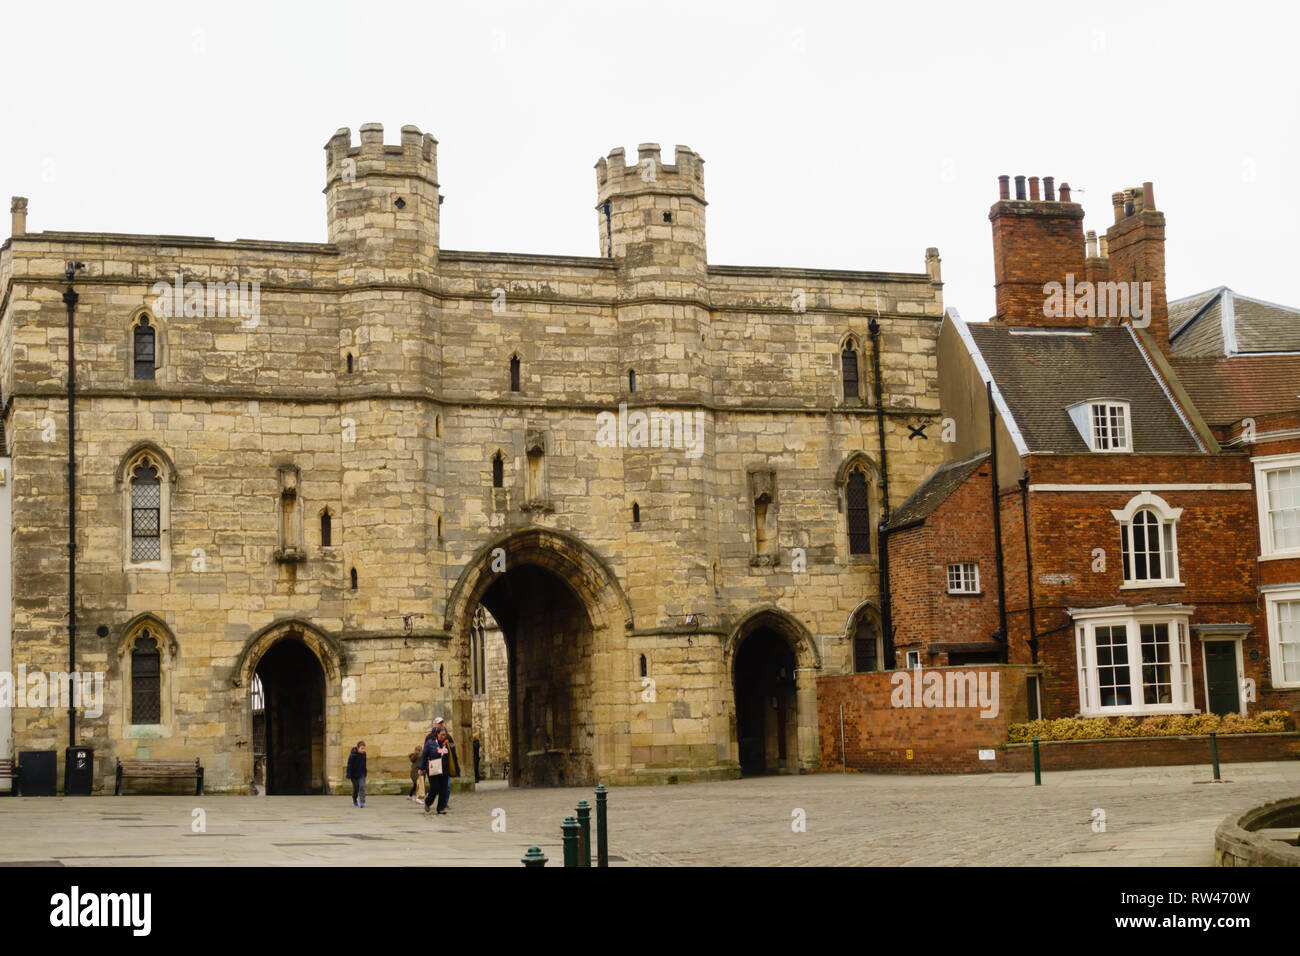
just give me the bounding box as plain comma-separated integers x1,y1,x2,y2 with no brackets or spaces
3,1,1297,321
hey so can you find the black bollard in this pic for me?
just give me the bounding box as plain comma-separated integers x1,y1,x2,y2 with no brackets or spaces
596,784,609,868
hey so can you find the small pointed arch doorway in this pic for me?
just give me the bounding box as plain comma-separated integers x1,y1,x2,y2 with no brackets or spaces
726,608,821,777
236,621,342,795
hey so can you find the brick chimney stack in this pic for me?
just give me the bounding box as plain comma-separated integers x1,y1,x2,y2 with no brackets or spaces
1105,180,1170,355
988,174,1085,325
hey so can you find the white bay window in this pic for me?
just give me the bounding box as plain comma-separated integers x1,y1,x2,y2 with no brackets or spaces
1072,605,1195,715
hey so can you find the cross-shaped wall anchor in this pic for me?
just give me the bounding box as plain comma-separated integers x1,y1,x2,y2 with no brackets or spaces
907,423,929,440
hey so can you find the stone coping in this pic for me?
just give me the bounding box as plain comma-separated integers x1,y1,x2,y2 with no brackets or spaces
1215,796,1300,867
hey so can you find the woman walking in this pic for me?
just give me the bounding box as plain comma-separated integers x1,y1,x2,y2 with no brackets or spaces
420,726,453,815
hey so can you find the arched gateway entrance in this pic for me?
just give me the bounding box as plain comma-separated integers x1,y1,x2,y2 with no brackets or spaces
446,528,631,788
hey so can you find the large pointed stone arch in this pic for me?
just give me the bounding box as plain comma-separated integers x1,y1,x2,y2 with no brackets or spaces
444,526,634,635
445,526,633,786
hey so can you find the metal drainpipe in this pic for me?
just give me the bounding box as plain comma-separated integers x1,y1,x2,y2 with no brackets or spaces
868,317,893,665
987,382,1008,663
63,261,83,749
1019,473,1038,664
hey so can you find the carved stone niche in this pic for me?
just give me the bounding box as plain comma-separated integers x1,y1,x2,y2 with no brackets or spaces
748,468,778,567
274,464,305,563
522,427,554,514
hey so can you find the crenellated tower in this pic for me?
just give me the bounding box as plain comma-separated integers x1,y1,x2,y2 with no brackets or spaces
595,143,711,404
325,123,440,284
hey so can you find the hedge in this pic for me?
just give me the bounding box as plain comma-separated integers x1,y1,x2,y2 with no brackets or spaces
1007,710,1293,743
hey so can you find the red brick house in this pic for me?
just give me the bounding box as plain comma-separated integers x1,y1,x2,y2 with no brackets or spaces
1169,288,1300,716
892,175,1300,728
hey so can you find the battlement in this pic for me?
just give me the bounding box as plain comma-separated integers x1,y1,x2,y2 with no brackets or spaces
595,143,705,204
324,123,438,189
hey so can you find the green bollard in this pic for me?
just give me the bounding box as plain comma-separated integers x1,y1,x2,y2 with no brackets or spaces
562,815,580,868
595,784,609,868
576,800,592,867
522,845,548,868
1032,736,1041,786
1210,731,1221,781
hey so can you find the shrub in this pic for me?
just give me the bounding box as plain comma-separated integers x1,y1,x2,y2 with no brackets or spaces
1007,711,1293,743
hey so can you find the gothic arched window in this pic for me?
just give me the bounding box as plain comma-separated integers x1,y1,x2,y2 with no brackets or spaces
131,632,161,724
130,460,162,561
846,470,872,555
134,316,156,380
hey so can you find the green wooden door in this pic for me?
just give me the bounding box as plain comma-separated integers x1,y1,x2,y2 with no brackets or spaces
1205,642,1240,717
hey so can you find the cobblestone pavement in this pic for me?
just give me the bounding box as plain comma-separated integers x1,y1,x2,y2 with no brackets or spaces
1,761,1296,866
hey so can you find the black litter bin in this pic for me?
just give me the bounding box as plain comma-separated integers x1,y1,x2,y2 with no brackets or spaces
17,751,57,796
65,747,94,795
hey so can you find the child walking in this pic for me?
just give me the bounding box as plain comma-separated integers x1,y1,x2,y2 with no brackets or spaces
346,740,367,808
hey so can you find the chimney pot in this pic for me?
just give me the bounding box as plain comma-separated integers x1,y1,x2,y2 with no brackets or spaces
1098,236,1109,258
1111,192,1125,223
1086,230,1098,258
1028,176,1041,201
1014,175,1026,200
1059,182,1071,202
1043,176,1055,201
1142,181,1155,211
10,196,27,236
998,175,1010,200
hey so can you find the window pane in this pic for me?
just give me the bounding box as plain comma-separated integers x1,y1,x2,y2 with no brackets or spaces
131,463,162,561
131,635,161,724
1140,623,1172,704
1279,600,1300,684
842,348,859,399
134,325,156,380
846,471,871,555
1095,625,1132,706
1267,468,1300,551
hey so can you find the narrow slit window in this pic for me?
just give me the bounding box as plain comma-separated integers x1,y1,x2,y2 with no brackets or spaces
134,317,156,380
320,510,332,547
492,453,504,489
628,369,637,393
632,502,640,523
346,353,354,374
509,355,521,392
841,344,859,401
350,567,358,590
846,470,872,555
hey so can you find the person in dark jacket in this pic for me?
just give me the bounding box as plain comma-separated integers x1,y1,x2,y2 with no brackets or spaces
420,729,450,815
345,741,367,808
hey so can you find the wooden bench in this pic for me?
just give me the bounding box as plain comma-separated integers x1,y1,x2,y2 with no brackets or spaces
115,758,204,796
0,759,17,796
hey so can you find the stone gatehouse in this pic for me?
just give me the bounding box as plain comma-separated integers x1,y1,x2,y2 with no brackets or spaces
0,123,944,792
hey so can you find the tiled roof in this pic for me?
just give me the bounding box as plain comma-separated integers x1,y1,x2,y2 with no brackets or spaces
966,324,1202,453
1170,287,1300,355
886,453,989,530
1171,355,1300,425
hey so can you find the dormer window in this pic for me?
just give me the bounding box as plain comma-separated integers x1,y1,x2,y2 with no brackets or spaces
1091,402,1130,451
1067,399,1131,452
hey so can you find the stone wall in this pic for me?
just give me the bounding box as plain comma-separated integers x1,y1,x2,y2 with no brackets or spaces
0,124,945,791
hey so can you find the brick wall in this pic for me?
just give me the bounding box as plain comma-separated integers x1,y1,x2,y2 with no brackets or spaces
817,664,1041,773
1002,733,1300,772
